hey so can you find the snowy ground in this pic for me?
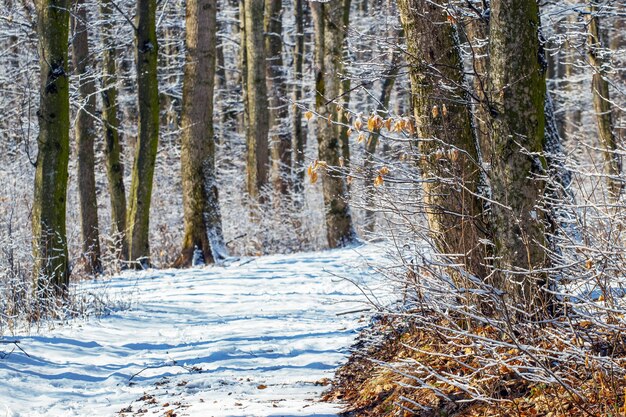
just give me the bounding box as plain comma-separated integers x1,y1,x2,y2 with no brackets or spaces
0,246,384,417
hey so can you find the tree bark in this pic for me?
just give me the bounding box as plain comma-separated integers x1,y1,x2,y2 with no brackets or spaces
72,0,102,275
127,0,160,267
265,0,292,197
100,0,128,261
244,0,270,202
292,0,307,197
488,0,550,314
175,0,227,267
397,0,489,296
587,1,621,201
33,0,71,295
311,0,356,248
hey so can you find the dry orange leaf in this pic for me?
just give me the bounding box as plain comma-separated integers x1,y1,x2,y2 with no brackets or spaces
304,111,313,121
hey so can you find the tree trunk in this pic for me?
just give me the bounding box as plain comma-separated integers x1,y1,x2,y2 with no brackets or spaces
238,0,248,136
488,0,550,314
127,0,159,268
32,0,71,295
462,5,491,161
71,0,102,275
311,0,356,248
265,0,292,197
176,0,226,267
587,1,621,201
397,0,489,297
292,0,307,197
363,45,400,233
100,0,128,261
244,0,270,202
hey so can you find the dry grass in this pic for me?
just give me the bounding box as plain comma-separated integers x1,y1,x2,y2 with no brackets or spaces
326,313,626,417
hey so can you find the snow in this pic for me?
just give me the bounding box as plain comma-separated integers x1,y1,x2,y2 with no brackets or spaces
0,246,382,417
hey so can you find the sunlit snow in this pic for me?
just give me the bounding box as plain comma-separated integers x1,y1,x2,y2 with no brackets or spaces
0,246,382,417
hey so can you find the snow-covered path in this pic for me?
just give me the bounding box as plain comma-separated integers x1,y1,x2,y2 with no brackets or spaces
0,246,380,417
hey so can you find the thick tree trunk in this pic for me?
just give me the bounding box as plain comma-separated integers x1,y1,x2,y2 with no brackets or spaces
587,2,621,201
292,0,307,197
72,0,102,275
244,0,270,202
127,0,159,268
100,0,128,261
33,0,71,295
265,0,292,197
397,0,489,295
176,0,226,267
488,0,550,314
311,0,356,248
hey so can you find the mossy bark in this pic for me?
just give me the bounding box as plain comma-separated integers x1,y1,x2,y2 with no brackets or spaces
265,0,292,198
72,0,102,275
311,0,356,248
244,0,270,202
488,0,550,314
587,2,621,201
100,0,128,260
33,0,71,294
397,0,489,297
127,0,159,268
175,0,226,267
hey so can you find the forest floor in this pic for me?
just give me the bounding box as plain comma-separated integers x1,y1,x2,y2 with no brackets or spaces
0,245,384,417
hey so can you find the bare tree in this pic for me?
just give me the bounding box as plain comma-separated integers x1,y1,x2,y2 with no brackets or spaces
100,0,128,261
32,0,71,295
311,0,356,248
176,0,227,267
488,0,550,314
72,0,102,275
244,0,270,202
127,0,160,267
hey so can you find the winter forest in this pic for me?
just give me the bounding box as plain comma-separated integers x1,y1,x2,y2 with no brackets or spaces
0,0,625,414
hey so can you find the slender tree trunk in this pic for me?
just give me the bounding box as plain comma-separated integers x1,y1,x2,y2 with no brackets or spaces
363,47,400,233
292,0,306,197
397,0,489,296
587,1,621,201
238,0,248,136
311,0,356,248
338,0,351,172
127,0,159,267
71,0,102,275
244,0,270,202
462,5,491,161
175,0,226,267
33,0,71,295
265,0,292,196
100,0,128,261
488,0,549,314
